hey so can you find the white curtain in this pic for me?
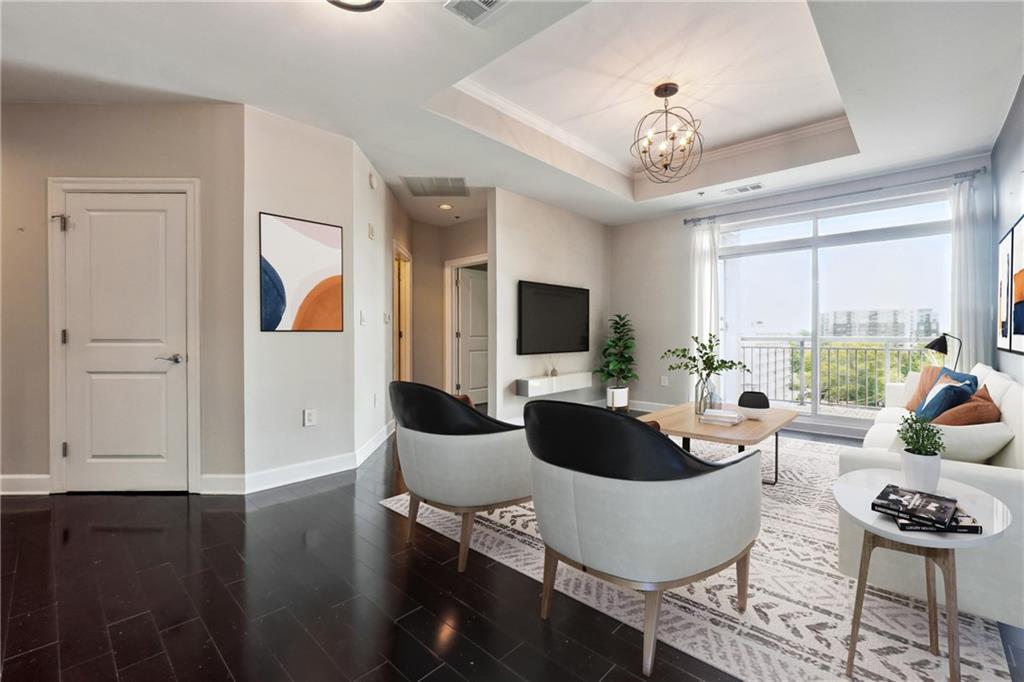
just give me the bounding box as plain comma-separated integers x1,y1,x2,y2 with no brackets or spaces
950,178,993,371
691,219,720,394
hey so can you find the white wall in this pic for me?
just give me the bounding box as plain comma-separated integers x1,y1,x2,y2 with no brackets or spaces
490,188,610,420
609,215,693,406
993,76,1024,382
243,107,356,475
242,107,405,481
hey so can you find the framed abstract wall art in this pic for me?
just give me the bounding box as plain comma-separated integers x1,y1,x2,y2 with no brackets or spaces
1011,214,1024,355
260,212,344,332
998,224,1013,351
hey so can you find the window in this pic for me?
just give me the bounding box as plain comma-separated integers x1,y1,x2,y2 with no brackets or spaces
718,192,952,423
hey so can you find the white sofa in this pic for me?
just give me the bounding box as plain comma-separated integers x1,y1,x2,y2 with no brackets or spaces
837,363,1024,627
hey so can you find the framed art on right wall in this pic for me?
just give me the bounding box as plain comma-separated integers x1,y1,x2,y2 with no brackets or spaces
998,223,1013,351
1007,214,1024,355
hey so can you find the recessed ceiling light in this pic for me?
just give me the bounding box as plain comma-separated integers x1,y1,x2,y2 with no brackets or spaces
439,204,453,211
327,0,384,12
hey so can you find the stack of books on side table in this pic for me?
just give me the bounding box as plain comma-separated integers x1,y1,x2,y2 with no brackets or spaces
871,484,983,534
698,408,744,426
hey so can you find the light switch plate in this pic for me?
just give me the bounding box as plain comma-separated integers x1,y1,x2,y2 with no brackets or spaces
660,376,669,387
368,222,375,240
359,310,366,326
302,408,317,427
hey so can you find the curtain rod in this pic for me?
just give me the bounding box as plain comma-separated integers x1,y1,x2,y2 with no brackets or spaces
682,166,987,226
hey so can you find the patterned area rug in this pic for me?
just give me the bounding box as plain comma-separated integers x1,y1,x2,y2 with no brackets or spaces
380,437,1009,681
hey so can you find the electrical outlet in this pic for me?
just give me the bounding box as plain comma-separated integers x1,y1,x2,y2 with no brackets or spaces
383,311,392,324
373,392,377,407
359,310,366,326
302,409,317,427
660,375,669,387
368,222,375,240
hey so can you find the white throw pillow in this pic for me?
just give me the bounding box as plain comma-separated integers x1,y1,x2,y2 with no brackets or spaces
900,371,922,406
937,422,1015,463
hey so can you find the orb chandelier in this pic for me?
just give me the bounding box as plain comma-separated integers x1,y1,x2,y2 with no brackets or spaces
630,82,703,184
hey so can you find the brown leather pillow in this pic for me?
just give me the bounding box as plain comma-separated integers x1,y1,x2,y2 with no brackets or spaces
932,386,1001,425
454,394,475,408
904,365,942,411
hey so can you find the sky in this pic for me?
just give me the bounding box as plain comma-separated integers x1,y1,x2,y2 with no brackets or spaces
720,233,951,339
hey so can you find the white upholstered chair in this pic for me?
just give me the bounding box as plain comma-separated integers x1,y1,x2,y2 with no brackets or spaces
524,400,762,677
389,381,532,572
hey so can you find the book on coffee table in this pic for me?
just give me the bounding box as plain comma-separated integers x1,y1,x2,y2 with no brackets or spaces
871,484,958,529
895,506,983,534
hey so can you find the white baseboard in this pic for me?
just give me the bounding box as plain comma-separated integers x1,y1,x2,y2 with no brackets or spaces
245,451,357,494
355,420,395,467
629,400,675,413
0,474,52,495
6,420,392,497
198,473,246,495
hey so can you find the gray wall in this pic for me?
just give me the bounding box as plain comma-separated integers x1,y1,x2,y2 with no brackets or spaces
993,76,1024,382
1,103,245,475
411,217,487,389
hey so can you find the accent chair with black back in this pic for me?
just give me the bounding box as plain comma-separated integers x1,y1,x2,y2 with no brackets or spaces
389,381,532,572
523,400,762,677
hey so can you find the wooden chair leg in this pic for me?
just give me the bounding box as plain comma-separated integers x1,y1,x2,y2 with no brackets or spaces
925,557,939,655
457,512,474,572
736,549,750,612
641,590,663,677
406,494,420,545
541,546,558,620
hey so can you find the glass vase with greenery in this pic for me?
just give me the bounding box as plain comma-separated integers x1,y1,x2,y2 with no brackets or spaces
595,313,639,390
662,335,748,414
897,414,944,456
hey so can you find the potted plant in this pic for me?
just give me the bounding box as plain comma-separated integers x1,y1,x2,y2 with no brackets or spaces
897,413,944,492
662,335,748,415
595,313,638,411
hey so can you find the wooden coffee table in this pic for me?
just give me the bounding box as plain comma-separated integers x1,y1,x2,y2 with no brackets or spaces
639,402,798,485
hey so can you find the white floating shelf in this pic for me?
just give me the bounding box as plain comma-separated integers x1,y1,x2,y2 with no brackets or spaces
515,371,593,397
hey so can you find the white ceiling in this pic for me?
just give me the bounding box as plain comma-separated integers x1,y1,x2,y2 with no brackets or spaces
2,1,1022,226
459,1,844,173
393,184,489,227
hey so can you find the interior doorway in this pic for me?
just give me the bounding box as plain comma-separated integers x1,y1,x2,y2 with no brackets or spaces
48,178,201,492
393,242,412,381
444,255,488,408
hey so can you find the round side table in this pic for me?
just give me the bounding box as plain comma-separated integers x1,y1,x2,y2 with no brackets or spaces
833,468,1012,681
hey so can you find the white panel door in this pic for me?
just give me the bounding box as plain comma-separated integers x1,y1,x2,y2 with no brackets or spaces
64,193,188,490
456,267,488,405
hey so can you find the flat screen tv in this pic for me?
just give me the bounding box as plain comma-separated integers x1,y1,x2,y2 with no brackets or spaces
517,280,589,355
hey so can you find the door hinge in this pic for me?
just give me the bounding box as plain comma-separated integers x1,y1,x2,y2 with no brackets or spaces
455,278,460,288
51,214,69,232
455,331,461,339
61,329,68,344
455,383,461,391
61,442,68,458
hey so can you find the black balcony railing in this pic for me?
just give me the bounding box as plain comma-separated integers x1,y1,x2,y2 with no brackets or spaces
738,337,932,411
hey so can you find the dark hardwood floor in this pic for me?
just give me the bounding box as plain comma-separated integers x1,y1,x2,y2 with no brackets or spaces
0,438,739,682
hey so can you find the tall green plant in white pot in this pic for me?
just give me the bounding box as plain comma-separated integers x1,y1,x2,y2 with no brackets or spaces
897,414,944,492
595,314,638,410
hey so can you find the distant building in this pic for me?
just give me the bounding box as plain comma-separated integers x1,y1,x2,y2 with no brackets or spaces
819,308,939,338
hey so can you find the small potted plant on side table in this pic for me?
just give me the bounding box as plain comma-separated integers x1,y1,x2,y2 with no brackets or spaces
897,413,944,493
595,313,638,411
662,335,748,415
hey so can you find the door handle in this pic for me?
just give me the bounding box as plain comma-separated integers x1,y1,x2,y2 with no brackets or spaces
155,353,184,364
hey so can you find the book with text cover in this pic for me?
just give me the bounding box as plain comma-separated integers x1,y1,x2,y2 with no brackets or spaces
871,484,958,528
895,506,983,534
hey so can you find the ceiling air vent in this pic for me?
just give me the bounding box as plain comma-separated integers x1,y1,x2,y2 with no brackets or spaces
721,182,765,196
444,0,504,25
401,176,469,197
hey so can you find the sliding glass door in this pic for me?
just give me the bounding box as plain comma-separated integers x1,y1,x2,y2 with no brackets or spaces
718,192,952,426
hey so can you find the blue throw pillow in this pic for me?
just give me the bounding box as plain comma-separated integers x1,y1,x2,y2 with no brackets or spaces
913,367,978,412
916,380,974,420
